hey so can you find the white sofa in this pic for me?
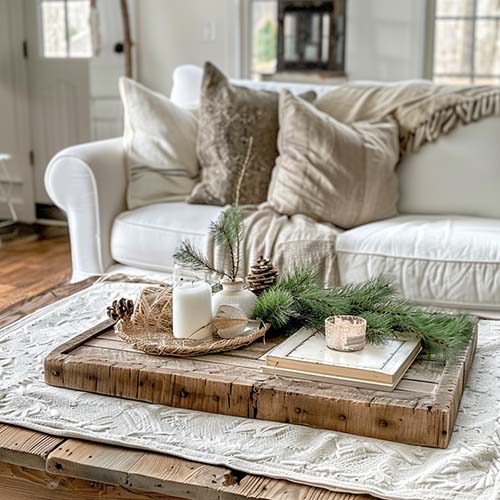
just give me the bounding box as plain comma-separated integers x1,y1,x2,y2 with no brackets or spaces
45,65,500,317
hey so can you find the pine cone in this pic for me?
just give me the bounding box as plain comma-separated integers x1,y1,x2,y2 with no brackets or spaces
246,256,278,295
107,298,134,322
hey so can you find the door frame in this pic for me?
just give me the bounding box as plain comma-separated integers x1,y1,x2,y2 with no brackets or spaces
0,0,35,223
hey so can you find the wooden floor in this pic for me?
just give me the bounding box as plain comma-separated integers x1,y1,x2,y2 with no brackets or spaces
0,235,71,310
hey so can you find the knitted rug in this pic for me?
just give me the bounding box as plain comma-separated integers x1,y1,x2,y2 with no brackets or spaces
0,279,497,500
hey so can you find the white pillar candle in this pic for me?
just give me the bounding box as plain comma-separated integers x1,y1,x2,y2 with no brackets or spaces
172,281,213,339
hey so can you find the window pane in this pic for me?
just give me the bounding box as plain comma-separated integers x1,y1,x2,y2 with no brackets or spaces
67,0,92,57
284,13,299,61
434,20,473,74
434,76,474,84
252,0,278,76
474,76,500,84
434,76,472,85
474,20,500,74
304,13,320,62
41,0,68,57
335,14,344,66
477,0,500,16
436,0,475,17
321,13,329,62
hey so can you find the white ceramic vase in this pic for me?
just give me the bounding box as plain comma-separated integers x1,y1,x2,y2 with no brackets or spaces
212,278,257,318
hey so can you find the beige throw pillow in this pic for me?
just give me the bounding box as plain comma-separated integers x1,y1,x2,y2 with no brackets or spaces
119,77,199,210
188,62,316,206
268,90,400,229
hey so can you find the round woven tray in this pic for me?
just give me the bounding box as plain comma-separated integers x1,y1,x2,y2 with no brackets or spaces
115,318,268,357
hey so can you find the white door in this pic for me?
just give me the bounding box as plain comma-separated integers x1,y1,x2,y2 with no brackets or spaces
24,0,91,205
0,0,35,222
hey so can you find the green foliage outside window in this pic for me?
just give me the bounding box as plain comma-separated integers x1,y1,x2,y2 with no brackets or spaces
254,18,277,64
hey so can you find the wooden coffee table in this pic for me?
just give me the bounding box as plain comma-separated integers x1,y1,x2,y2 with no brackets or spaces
0,280,374,500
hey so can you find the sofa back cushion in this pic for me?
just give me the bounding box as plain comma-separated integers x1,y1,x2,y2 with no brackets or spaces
171,65,500,219
398,115,500,219
120,77,199,210
170,65,336,108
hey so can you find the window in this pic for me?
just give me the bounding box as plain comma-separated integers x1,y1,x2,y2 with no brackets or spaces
249,0,346,79
40,0,92,58
250,0,279,77
433,0,500,84
277,0,345,73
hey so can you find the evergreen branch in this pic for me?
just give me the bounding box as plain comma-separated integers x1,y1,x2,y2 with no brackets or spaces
173,241,230,280
251,269,474,360
209,207,244,280
251,287,295,329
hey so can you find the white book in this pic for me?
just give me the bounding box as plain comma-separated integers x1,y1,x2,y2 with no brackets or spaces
262,328,421,391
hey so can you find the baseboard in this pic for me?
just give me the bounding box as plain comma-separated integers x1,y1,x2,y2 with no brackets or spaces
35,203,67,222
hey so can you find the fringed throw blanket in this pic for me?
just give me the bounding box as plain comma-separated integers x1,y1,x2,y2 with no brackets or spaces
211,206,341,287
315,80,500,154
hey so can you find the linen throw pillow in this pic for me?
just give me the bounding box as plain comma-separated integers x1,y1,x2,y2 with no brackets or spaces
188,62,316,206
267,90,400,229
119,77,199,210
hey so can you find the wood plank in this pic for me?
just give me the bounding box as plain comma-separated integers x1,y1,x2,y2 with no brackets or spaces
224,474,375,500
0,461,181,500
0,425,64,470
0,236,71,311
47,439,367,500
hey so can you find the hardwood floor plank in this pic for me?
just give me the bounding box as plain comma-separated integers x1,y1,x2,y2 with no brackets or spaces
0,236,71,310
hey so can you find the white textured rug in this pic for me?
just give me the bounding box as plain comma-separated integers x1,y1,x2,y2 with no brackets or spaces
0,280,498,500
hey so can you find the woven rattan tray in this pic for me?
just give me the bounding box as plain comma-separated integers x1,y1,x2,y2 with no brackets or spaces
115,318,268,357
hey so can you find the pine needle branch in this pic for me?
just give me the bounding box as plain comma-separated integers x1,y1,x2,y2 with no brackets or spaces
209,207,244,280
173,241,230,280
251,269,474,360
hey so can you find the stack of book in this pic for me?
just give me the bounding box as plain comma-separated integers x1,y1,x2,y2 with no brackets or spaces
262,328,421,391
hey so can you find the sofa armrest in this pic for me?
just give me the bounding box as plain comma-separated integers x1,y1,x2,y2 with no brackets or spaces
45,138,127,281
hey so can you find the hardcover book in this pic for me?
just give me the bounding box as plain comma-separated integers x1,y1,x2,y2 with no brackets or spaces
262,328,421,391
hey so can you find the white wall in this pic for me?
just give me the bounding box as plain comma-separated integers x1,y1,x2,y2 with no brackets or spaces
135,0,240,94
346,0,428,81
133,0,428,92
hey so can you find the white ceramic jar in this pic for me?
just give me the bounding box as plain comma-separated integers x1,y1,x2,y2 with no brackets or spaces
212,278,257,317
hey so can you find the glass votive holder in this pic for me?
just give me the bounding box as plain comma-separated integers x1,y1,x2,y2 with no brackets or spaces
325,315,367,352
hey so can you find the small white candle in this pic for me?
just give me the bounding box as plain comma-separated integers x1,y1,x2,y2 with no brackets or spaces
172,281,213,339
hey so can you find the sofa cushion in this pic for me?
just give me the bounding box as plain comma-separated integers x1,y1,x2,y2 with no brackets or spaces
111,202,223,272
336,215,500,312
187,62,316,207
119,77,199,210
398,115,500,219
268,90,400,229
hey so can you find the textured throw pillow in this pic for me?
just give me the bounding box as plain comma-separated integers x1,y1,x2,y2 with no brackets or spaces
187,62,316,206
119,77,199,210
267,90,400,229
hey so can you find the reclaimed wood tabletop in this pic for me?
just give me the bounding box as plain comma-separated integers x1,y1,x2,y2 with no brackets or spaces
0,278,375,500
